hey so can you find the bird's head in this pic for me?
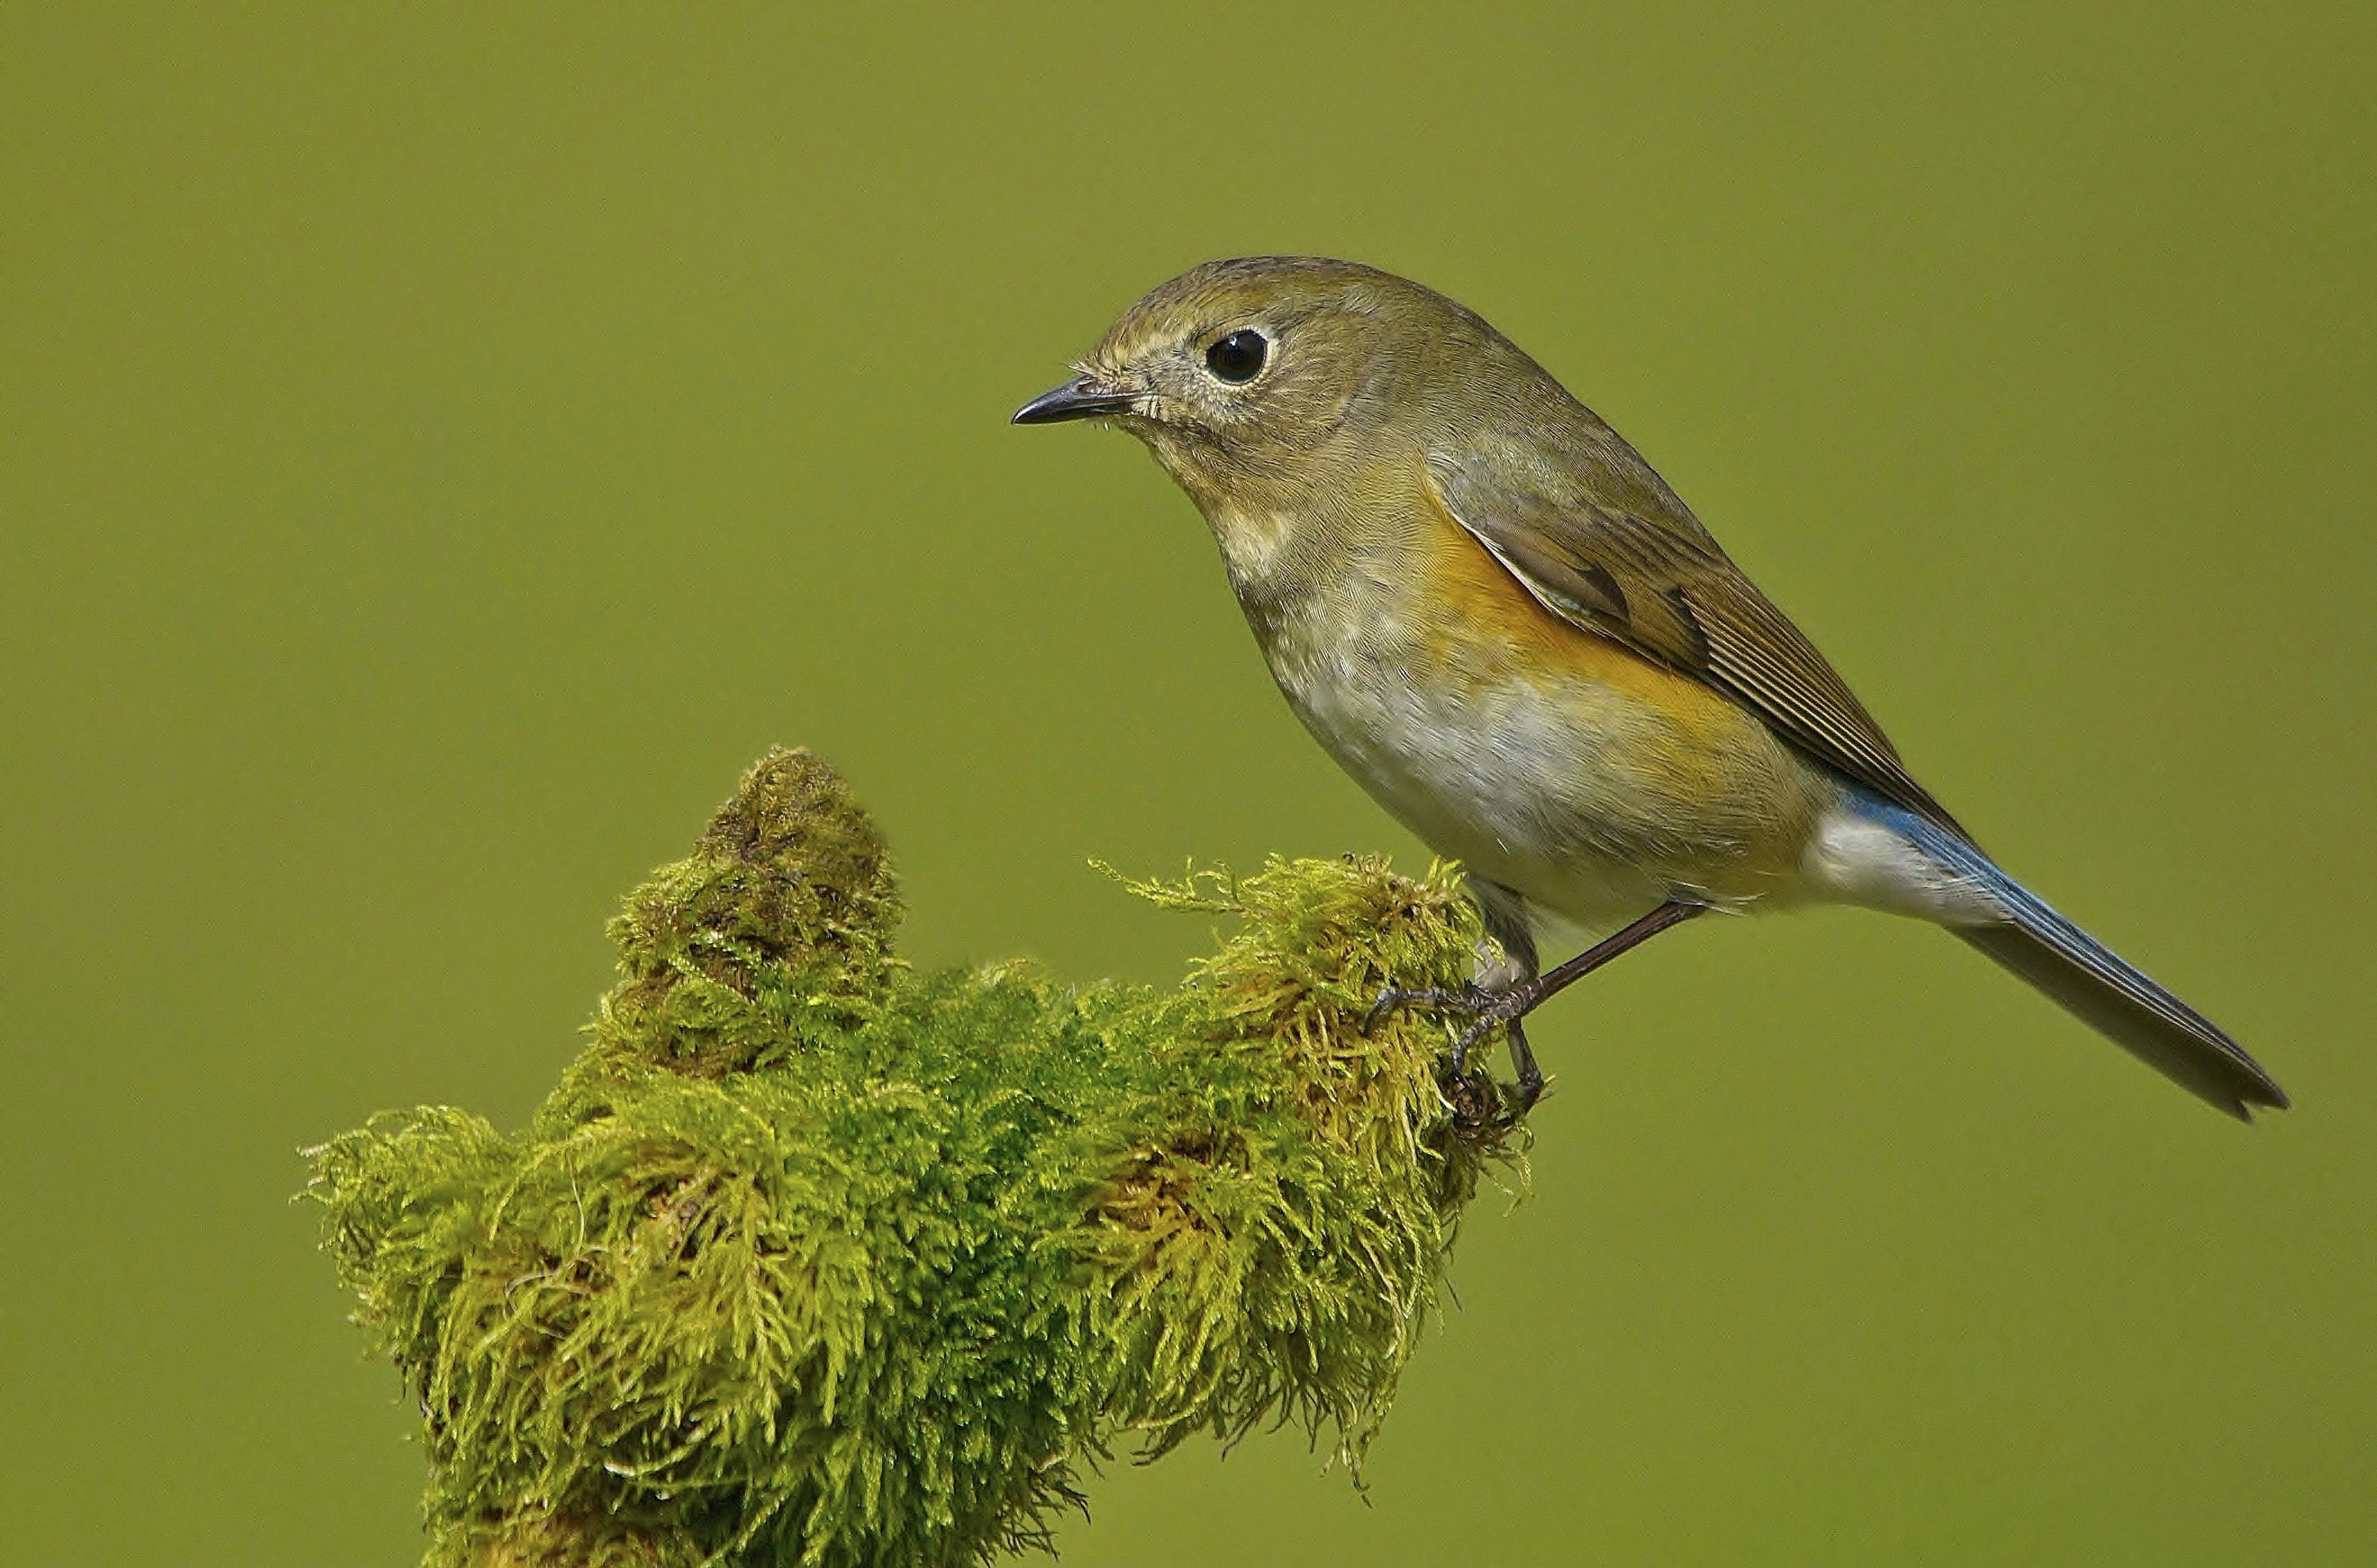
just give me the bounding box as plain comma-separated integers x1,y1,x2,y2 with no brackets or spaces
1012,256,1513,511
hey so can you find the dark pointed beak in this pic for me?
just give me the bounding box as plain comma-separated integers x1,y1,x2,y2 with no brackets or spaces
1010,376,1137,425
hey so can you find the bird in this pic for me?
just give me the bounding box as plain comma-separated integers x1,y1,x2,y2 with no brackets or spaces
1012,256,2286,1121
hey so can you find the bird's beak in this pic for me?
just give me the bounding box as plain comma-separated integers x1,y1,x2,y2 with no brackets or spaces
1010,376,1137,425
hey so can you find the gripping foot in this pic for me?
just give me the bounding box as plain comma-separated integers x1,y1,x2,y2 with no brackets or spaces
1366,980,1543,1122
1363,899,1709,1122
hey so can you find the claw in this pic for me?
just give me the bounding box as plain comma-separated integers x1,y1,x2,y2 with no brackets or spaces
1505,1065,1544,1119
1451,1015,1489,1074
1449,997,1517,1072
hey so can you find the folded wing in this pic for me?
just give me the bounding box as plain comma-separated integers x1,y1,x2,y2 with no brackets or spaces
1426,446,1965,838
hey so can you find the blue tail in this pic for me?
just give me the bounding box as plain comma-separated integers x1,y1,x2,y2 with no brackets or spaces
1859,795,2288,1120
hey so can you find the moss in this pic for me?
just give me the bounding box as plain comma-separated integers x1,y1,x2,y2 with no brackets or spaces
308,749,1529,1568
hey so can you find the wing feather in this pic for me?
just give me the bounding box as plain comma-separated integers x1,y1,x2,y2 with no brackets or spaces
1428,448,1963,835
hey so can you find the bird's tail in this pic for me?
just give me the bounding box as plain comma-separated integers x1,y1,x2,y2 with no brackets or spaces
1881,801,2288,1120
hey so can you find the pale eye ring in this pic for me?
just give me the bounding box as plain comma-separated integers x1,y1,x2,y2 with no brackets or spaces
1204,329,1268,384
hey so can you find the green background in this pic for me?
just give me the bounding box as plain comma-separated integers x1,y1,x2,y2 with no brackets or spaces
4,6,2370,1562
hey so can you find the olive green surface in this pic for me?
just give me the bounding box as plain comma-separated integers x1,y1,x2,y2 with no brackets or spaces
3,7,2370,1564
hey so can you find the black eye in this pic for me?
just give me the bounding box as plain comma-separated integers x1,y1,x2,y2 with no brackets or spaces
1205,329,1268,384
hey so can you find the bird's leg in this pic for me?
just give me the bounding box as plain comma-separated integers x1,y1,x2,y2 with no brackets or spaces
1370,899,1707,1087
1504,1019,1544,1113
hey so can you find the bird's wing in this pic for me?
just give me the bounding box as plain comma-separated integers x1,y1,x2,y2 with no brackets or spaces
1426,446,1964,835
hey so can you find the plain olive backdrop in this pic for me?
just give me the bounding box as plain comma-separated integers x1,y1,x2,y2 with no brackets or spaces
4,6,2371,1564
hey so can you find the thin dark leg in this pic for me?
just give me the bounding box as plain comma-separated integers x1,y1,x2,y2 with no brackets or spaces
1484,901,1704,1111
1369,899,1708,1097
1523,899,1707,1015
1504,1020,1543,1112
1469,877,1543,1103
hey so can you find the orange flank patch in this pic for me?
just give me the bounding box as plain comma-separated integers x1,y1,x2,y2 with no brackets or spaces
1415,501,1730,724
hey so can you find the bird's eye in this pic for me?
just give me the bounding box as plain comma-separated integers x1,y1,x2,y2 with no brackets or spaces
1205,329,1268,384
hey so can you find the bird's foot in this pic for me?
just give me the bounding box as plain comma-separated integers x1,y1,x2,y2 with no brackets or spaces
1365,980,1544,1128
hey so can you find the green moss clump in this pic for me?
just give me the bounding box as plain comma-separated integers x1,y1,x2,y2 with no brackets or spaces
309,749,1527,1568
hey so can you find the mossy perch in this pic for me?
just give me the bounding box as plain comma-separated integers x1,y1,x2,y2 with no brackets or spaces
309,749,1529,1567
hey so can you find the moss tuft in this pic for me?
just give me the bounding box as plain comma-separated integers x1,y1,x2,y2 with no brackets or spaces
309,751,1528,1567
597,748,905,1078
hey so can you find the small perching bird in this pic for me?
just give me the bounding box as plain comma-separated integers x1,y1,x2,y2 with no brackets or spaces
1015,256,2286,1121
